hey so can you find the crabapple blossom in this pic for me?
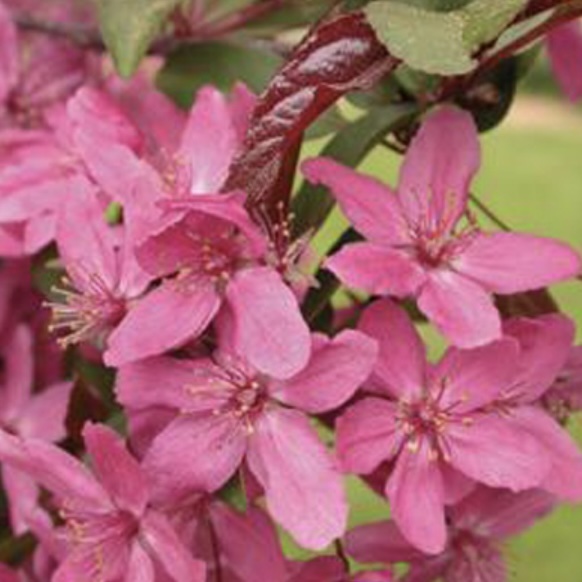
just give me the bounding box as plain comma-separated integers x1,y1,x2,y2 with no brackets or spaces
335,299,579,554
303,107,581,348
116,323,377,549
0,324,71,534
0,423,205,582
346,486,555,582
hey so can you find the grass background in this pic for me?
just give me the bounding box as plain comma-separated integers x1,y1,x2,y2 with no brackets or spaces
299,68,582,579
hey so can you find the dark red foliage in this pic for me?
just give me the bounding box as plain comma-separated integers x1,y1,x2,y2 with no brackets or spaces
224,11,398,219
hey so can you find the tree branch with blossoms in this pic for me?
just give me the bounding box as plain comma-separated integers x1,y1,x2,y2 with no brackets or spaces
0,0,582,581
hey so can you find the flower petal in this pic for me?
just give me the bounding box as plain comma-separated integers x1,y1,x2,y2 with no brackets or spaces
418,270,501,348
210,504,288,582
358,299,426,399
385,442,446,555
301,157,408,244
116,356,203,411
179,86,241,193
546,22,582,101
455,232,581,294
247,408,348,550
398,107,480,233
447,414,550,491
126,543,155,582
143,414,246,504
336,398,400,475
141,510,206,582
326,243,426,298
0,429,109,509
18,381,72,442
273,330,377,413
453,486,555,540
105,282,221,367
83,423,149,516
511,405,582,502
225,267,310,379
430,338,519,414
346,520,424,564
503,313,575,402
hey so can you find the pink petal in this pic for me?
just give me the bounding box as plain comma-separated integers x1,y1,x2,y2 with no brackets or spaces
447,414,550,491
511,405,582,501
2,466,40,535
55,181,120,292
18,381,72,442
418,270,501,348
83,423,149,516
358,299,426,400
0,430,110,509
546,22,582,101
326,243,426,298
141,510,206,582
385,442,446,555
1,324,33,421
398,107,480,233
288,556,346,582
301,157,408,244
346,520,423,564
143,414,246,504
126,543,155,582
210,504,288,582
453,486,555,540
67,87,142,151
0,563,19,582
247,408,348,550
455,232,581,294
336,398,401,475
228,82,256,143
430,338,519,413
105,282,221,367
273,330,377,413
225,267,311,379
178,86,240,193
503,313,575,402
116,356,202,411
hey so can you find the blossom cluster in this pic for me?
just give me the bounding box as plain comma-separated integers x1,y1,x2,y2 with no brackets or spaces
0,1,582,582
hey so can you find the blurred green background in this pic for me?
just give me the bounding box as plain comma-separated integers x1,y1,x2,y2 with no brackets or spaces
300,57,582,579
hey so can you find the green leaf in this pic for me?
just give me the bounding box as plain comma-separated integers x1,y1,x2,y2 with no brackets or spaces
462,0,530,48
364,0,529,75
157,41,282,108
94,0,182,77
292,103,418,236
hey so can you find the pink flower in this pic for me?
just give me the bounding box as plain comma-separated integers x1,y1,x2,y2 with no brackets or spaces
0,85,144,257
71,83,254,240
302,107,581,348
336,299,553,554
210,503,347,582
0,422,205,582
500,314,582,502
46,179,151,350
546,22,582,102
0,324,71,534
116,325,378,549
346,486,555,582
104,192,311,376
543,345,582,421
0,0,96,131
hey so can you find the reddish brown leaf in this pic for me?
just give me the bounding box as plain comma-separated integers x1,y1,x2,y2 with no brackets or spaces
224,11,398,218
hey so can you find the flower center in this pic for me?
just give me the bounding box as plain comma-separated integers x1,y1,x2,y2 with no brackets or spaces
396,382,473,460
46,275,126,348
